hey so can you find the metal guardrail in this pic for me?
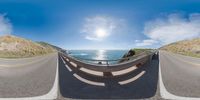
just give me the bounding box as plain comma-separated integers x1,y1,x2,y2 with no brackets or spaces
69,51,151,65
59,50,156,72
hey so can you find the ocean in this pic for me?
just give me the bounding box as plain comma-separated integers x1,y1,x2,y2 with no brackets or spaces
68,50,128,64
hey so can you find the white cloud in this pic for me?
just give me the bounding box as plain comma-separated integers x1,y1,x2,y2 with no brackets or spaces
136,13,200,47
135,39,158,46
0,14,12,36
81,16,124,41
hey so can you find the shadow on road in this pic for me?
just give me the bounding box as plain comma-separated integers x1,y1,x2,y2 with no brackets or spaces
59,56,159,99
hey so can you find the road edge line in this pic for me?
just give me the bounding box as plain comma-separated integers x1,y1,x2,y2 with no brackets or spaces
0,53,59,100
159,52,200,100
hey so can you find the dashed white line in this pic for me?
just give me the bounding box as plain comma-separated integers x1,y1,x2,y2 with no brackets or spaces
118,71,145,85
73,73,105,86
70,61,77,68
112,65,138,76
61,57,72,72
80,67,104,76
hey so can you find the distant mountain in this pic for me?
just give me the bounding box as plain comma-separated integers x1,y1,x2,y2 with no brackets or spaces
37,41,67,53
160,38,200,58
0,35,56,58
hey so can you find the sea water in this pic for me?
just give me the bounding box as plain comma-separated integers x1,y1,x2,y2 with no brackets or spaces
68,50,128,64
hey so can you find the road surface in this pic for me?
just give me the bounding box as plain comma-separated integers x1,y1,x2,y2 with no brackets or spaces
58,55,160,99
159,51,200,98
1,51,200,99
0,53,57,98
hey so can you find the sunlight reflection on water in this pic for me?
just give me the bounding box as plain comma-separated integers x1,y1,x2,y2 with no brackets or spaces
93,50,106,60
69,50,128,64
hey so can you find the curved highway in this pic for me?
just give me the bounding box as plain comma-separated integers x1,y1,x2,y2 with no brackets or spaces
0,53,58,99
159,51,200,99
0,51,200,100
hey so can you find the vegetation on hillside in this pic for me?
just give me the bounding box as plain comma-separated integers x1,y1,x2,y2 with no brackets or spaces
37,41,67,53
130,48,152,55
0,35,56,58
160,38,200,58
119,48,152,62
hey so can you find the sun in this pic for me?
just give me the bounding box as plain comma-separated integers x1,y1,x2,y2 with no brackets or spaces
95,28,107,38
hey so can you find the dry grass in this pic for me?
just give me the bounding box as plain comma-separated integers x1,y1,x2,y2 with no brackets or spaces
160,38,200,58
131,48,152,55
0,35,56,58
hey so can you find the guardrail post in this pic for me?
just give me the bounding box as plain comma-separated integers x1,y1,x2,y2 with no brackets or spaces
106,61,109,67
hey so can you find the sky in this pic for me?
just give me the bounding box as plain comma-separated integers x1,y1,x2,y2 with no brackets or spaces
0,0,200,50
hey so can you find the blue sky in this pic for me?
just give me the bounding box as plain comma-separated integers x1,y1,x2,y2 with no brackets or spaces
0,0,200,50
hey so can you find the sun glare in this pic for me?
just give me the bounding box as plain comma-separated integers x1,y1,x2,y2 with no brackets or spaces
95,28,107,38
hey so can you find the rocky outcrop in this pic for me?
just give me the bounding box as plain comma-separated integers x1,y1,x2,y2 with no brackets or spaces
119,49,136,63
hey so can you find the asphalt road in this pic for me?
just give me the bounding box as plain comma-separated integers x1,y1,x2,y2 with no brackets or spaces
159,50,200,98
0,53,57,98
1,51,200,99
58,55,160,99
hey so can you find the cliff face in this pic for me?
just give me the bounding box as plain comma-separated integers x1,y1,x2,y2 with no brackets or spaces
119,49,136,62
0,35,56,58
122,49,136,58
160,38,200,58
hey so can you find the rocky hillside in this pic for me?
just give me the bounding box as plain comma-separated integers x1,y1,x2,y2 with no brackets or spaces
160,38,200,58
119,48,152,62
37,42,67,54
0,35,56,58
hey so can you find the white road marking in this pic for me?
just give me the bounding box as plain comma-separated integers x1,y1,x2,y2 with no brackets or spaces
61,57,72,72
159,56,200,100
73,73,105,86
80,67,103,76
70,61,77,67
65,65,72,72
112,66,138,76
0,54,59,100
118,71,145,85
